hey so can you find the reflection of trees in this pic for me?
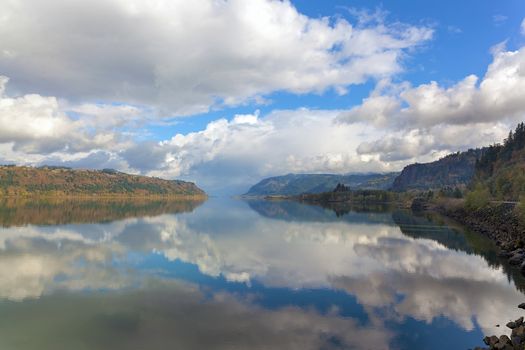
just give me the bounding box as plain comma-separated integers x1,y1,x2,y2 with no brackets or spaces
253,198,525,294
392,211,475,253
246,199,394,225
318,202,392,216
391,210,525,293
0,198,205,227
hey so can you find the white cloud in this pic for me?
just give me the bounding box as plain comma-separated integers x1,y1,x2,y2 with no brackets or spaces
1,42,524,193
338,46,525,161
521,17,525,35
0,0,432,115
144,44,523,184
0,76,125,154
355,123,509,162
133,109,394,191
70,103,144,129
339,46,525,128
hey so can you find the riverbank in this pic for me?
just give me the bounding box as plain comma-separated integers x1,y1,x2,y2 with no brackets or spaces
475,304,525,350
286,192,525,275
433,200,524,266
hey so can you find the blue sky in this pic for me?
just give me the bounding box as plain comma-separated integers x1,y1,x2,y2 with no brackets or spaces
0,0,524,194
159,0,525,137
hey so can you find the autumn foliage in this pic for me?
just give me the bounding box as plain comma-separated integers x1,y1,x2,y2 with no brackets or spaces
0,166,206,198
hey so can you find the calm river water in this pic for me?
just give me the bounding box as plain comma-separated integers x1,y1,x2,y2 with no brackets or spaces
0,197,523,349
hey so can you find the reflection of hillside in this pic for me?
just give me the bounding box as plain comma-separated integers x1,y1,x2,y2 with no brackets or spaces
0,198,205,227
392,210,525,293
246,199,395,225
252,199,525,293
314,201,392,217
392,211,475,253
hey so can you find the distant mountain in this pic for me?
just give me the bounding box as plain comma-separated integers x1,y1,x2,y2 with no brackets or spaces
244,173,399,196
391,149,483,192
0,165,206,197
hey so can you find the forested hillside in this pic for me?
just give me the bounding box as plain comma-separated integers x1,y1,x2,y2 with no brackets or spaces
474,122,525,201
0,166,206,197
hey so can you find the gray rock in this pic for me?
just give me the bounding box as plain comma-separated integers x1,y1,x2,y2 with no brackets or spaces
499,334,511,344
515,316,524,326
492,341,506,349
518,303,525,309
512,325,525,337
506,321,517,329
488,335,500,346
483,336,491,345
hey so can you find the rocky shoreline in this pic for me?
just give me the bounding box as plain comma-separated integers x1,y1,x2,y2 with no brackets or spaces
440,203,525,274
473,304,525,350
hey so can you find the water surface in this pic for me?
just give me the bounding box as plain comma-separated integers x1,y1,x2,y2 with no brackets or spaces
0,197,523,350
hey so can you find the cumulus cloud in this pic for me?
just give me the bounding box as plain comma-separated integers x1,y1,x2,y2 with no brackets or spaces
355,123,509,162
0,76,129,155
338,46,525,161
0,0,432,114
339,47,525,128
90,43,525,187
126,109,393,191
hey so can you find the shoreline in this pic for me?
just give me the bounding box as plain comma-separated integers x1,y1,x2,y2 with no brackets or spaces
289,193,525,278
436,201,525,275
0,194,208,200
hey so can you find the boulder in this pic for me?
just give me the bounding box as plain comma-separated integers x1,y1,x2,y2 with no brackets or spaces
488,335,499,346
511,325,525,338
492,342,508,349
499,335,511,344
483,336,491,345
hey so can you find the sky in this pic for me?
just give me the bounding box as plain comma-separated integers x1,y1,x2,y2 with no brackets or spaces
0,0,525,195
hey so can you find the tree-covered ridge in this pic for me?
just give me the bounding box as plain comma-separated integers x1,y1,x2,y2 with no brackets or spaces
244,173,399,197
474,122,525,201
0,166,206,197
391,149,483,192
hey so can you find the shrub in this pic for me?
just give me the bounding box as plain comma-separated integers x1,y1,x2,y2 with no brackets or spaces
465,183,490,211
